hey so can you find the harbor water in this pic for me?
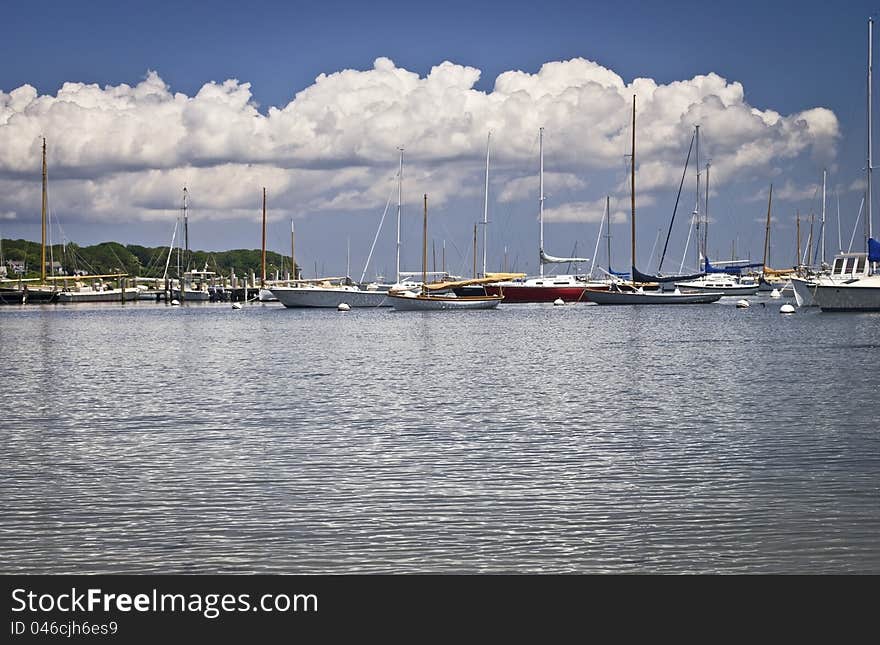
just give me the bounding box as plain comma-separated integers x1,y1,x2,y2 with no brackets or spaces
1,297,878,573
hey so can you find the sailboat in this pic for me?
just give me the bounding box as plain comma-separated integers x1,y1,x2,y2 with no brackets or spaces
812,18,880,311
584,97,723,305
0,139,139,303
483,128,601,303
630,125,705,285
257,187,279,302
387,194,504,310
269,216,390,308
790,171,872,306
0,139,57,302
674,151,760,296
168,187,215,302
755,184,795,292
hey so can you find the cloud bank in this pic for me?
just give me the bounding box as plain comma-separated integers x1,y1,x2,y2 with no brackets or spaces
0,57,839,228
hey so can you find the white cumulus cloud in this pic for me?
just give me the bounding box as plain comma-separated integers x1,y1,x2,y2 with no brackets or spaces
0,57,839,232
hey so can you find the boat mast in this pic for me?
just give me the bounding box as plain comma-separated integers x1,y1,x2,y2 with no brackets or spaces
41,137,47,284
396,147,403,284
473,223,478,278
422,194,428,292
694,125,701,271
606,195,613,274
539,127,545,278
704,160,710,267
590,196,607,277
290,220,296,280
763,184,773,269
869,17,874,247
183,187,189,272
631,97,636,278
482,131,490,277
796,211,801,267
820,169,826,265
261,187,267,287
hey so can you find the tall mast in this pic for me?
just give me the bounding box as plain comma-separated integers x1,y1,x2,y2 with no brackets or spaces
182,187,189,272
346,236,351,279
473,223,478,278
396,147,403,284
539,127,545,277
261,187,267,287
763,184,773,269
606,195,612,273
41,137,47,284
820,169,827,265
590,196,607,277
694,125,701,270
869,17,874,245
796,211,801,267
704,160,710,267
290,220,296,280
630,97,636,276
422,194,428,291
482,131,490,277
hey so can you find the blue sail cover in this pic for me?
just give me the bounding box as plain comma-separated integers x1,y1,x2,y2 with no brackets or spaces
869,238,880,263
608,266,630,278
703,257,765,275
632,265,704,283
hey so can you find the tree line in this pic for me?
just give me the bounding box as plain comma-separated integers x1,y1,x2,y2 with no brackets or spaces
1,238,297,280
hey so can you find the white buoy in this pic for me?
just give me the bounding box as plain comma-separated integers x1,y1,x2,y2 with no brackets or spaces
338,302,351,311
553,298,565,306
232,302,242,310
736,299,750,308
170,299,180,306
780,303,795,314
770,289,781,298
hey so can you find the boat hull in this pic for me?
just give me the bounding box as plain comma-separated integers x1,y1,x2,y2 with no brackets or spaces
271,286,390,308
483,285,587,303
812,277,880,311
388,293,502,311
172,289,212,302
790,277,818,307
583,288,723,305
57,288,141,303
674,283,760,296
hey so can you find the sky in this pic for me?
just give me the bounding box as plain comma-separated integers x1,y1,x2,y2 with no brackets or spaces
1,0,878,279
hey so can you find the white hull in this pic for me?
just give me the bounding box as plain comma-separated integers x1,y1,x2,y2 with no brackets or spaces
812,275,880,311
674,282,759,296
258,288,278,302
388,293,502,311
791,254,872,307
172,288,211,301
790,277,819,307
272,286,390,308
57,288,141,303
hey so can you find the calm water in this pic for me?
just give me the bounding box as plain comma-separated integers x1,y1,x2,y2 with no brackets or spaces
1,297,878,574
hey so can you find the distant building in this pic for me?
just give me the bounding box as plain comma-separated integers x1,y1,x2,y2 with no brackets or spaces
7,260,25,275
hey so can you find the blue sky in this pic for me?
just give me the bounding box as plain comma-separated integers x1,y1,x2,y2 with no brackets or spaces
1,0,877,278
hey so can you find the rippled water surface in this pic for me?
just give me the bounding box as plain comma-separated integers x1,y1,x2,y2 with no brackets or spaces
1,297,878,573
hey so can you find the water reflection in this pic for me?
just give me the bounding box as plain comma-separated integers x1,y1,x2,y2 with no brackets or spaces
1,300,878,573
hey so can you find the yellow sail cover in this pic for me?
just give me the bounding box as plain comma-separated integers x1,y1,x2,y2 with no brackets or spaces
423,273,525,291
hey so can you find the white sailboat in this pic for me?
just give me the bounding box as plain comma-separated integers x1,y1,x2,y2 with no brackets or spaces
812,18,880,311
169,188,213,301
583,97,723,305
483,128,605,303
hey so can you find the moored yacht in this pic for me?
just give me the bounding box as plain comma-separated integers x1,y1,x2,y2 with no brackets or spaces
674,274,760,296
